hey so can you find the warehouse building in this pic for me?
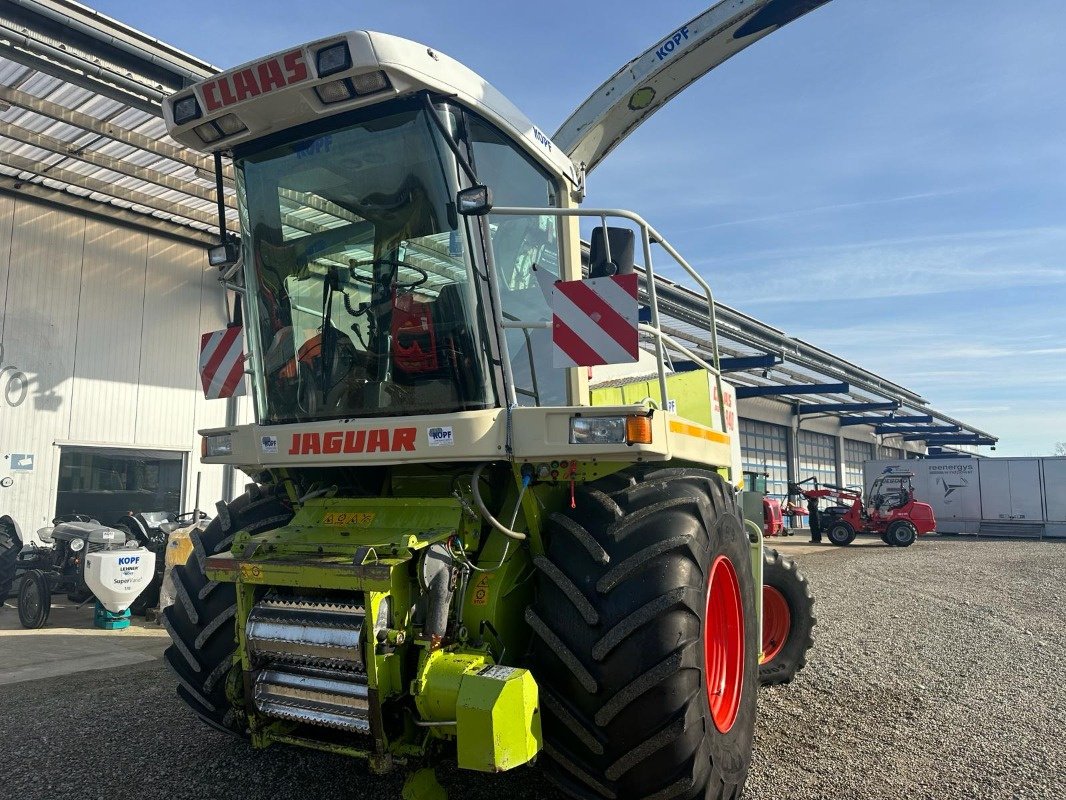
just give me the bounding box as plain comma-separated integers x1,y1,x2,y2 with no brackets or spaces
0,1,996,533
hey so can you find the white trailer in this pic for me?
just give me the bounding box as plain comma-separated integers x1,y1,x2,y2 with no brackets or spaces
864,457,1066,539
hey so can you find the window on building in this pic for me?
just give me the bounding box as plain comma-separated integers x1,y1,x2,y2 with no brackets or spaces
56,447,185,525
843,438,874,490
798,429,837,488
740,419,790,501
879,445,905,460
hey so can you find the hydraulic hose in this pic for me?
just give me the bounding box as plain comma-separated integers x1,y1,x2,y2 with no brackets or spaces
471,463,528,541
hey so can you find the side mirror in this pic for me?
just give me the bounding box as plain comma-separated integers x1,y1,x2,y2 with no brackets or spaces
456,185,493,216
208,239,240,269
588,226,635,278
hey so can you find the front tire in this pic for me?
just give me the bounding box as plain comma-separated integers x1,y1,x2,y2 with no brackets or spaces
886,520,917,547
18,570,50,628
161,488,292,736
529,468,758,800
759,549,815,686
827,522,855,547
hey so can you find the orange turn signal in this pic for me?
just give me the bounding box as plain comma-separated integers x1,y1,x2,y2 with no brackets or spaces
626,415,653,445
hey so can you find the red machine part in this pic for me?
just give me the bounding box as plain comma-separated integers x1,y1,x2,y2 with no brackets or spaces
391,291,438,374
762,498,784,537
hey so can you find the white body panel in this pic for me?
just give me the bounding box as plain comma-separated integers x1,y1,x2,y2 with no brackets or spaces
554,0,832,173
84,548,156,613
165,31,579,190
0,196,241,538
1042,459,1066,523
977,460,1013,521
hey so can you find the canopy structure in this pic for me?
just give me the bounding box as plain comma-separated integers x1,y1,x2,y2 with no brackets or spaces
0,0,997,450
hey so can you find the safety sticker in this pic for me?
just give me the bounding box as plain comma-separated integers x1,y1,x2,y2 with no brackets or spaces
471,574,491,606
427,426,454,447
478,665,520,681
261,435,278,454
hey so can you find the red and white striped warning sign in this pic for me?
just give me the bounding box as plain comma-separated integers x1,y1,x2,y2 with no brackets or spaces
552,274,639,367
199,326,246,399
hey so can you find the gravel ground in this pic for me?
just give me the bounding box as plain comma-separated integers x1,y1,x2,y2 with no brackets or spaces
2,536,1063,800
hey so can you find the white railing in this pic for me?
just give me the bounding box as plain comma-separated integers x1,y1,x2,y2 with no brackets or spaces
487,206,728,432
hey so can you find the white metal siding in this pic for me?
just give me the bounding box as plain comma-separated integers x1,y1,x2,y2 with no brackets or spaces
0,201,86,528
0,194,233,531
68,221,148,443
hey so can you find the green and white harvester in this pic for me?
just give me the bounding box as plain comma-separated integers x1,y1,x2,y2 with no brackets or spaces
161,3,822,797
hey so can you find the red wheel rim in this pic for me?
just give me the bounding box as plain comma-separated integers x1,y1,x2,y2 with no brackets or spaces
704,555,744,734
761,586,791,663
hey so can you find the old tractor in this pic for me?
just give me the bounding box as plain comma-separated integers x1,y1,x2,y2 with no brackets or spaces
160,4,825,797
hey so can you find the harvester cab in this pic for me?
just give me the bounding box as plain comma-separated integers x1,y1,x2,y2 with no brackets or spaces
160,4,827,798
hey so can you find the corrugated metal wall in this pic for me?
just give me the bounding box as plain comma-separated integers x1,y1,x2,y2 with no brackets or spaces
0,194,236,533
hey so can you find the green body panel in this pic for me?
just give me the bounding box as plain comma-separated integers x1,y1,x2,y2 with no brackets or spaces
456,665,541,772
590,370,715,427
745,517,765,658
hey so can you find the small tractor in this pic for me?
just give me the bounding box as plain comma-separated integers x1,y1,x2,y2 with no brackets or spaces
6,516,156,629
158,4,825,798
791,470,936,547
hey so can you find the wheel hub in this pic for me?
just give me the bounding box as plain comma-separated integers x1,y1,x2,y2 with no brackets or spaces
704,555,744,734
761,585,791,663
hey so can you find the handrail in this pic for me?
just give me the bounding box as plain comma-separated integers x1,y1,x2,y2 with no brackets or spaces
488,206,728,433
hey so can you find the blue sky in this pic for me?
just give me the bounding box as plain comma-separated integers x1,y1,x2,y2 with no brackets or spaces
94,0,1066,456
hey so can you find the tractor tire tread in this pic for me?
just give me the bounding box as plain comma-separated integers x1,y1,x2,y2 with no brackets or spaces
758,549,816,686
162,487,291,736
531,468,757,800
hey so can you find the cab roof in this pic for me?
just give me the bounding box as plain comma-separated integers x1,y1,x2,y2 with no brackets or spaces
163,31,581,190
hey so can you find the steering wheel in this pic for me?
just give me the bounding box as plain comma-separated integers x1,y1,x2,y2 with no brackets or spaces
348,257,429,290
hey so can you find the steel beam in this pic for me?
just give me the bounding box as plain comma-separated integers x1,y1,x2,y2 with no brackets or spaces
875,424,961,435
736,382,848,399
904,434,997,445
840,415,933,427
719,354,780,373
0,85,227,179
798,401,900,414
672,354,781,373
0,149,217,227
0,173,215,246
0,119,236,209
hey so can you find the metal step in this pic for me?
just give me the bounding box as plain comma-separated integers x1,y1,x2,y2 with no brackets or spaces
977,522,1044,538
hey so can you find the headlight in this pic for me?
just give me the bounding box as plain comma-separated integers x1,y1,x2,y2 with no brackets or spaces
69,538,85,552
172,94,201,125
569,415,653,445
202,433,233,457
315,42,352,77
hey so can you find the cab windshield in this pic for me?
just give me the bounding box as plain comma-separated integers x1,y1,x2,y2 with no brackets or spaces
236,102,496,423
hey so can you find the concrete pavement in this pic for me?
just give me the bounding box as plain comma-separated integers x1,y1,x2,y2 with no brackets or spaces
0,598,169,686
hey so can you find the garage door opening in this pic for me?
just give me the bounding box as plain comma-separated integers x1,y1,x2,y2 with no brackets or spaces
55,447,185,526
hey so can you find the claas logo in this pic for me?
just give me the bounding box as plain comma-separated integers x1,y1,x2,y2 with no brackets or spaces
200,49,309,112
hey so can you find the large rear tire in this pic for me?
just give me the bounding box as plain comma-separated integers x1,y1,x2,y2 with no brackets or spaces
0,517,21,604
759,548,815,686
529,467,758,800
161,487,292,736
